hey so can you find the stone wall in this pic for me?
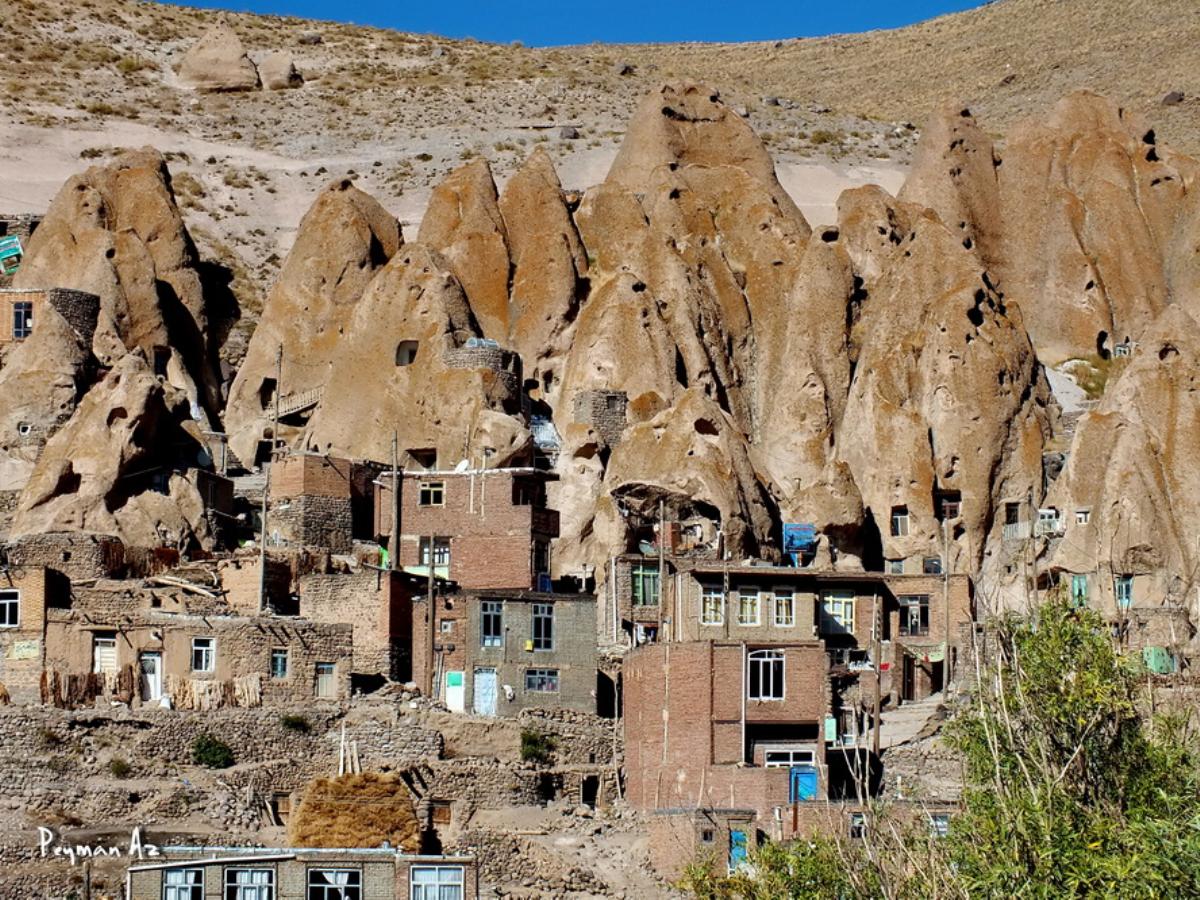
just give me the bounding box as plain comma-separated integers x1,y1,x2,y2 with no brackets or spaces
272,493,354,552
572,390,628,446
442,344,522,398
5,532,126,580
517,707,618,766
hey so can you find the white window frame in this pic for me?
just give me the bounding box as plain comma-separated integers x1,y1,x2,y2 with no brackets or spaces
631,565,660,606
410,865,464,900
269,648,289,680
890,506,909,537
819,591,855,634
481,600,503,648
93,634,117,675
524,668,559,693
737,589,759,626
1115,575,1133,608
224,867,275,900
773,590,795,628
747,649,785,701
1075,508,1091,525
700,586,724,626
887,559,904,575
763,748,815,768
163,867,204,900
306,867,362,900
0,589,18,628
191,637,215,673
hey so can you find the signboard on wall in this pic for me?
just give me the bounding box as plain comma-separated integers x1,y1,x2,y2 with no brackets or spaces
7,639,39,660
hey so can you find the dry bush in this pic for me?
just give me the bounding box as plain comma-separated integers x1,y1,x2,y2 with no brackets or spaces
288,773,421,851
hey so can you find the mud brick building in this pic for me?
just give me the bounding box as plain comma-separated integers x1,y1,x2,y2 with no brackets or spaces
299,568,427,683
0,286,97,348
269,452,379,552
411,587,598,716
375,467,559,590
126,846,479,900
0,563,56,703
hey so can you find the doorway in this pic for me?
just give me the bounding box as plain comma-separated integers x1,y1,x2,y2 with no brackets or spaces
445,671,465,713
580,775,599,808
902,655,915,702
139,652,162,702
473,668,497,716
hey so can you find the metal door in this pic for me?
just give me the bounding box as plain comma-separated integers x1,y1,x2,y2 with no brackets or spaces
445,671,465,713
789,764,818,802
139,652,162,701
473,668,497,716
729,829,749,871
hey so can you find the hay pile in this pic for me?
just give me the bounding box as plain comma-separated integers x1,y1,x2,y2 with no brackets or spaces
288,773,421,851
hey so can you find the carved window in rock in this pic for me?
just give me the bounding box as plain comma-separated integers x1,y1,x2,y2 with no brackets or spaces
396,341,419,366
890,505,909,537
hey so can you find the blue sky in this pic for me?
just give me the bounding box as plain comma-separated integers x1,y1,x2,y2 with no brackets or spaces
168,1,988,46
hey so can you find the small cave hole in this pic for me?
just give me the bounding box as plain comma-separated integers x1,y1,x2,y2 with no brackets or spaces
631,281,647,293
694,417,719,436
820,228,839,243
1159,343,1179,361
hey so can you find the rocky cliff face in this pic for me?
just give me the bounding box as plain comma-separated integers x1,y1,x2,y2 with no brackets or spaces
224,178,401,465
13,148,227,423
9,80,1200,626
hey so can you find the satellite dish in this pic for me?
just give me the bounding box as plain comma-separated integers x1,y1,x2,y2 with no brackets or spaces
454,459,470,472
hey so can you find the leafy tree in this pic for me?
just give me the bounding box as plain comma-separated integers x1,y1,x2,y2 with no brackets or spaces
682,598,1200,898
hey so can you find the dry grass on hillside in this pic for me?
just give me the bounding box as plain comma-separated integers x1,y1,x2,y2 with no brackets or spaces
288,773,421,851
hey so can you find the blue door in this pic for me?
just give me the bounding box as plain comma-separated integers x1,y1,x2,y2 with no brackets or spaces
729,829,749,871
790,765,818,802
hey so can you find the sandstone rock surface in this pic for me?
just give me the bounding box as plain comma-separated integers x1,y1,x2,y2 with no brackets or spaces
259,51,303,90
178,20,260,92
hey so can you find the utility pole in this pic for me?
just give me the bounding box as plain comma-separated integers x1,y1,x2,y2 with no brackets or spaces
426,532,436,698
657,498,666,636
258,344,282,614
390,432,402,572
872,590,881,758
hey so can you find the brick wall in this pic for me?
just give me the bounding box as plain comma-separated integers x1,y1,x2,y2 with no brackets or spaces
300,570,409,679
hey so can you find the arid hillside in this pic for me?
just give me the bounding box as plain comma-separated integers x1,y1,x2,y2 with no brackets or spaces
640,0,1200,153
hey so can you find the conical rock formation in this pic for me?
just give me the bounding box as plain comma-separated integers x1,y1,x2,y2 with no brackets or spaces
178,19,260,92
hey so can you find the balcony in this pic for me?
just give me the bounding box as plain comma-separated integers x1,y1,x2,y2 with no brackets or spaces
1002,521,1031,542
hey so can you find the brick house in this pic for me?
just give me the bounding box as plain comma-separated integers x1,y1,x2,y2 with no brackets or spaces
269,452,380,553
126,846,478,900
410,587,598,716
4,574,354,709
624,639,831,841
610,556,973,703
375,467,559,591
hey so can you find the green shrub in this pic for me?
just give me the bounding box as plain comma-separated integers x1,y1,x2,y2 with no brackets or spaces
281,714,311,733
519,729,557,764
109,757,132,779
191,733,235,769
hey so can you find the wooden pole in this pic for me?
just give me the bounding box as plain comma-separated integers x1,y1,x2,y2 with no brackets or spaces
426,534,436,698
258,344,282,614
390,433,402,572
872,590,881,758
657,498,666,636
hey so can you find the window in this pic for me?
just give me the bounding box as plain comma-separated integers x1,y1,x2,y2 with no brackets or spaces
928,814,951,838
747,649,784,700
395,340,419,366
270,649,289,679
773,590,795,627
532,541,550,578
440,619,455,634
411,865,464,900
191,637,215,673
524,668,559,692
12,301,32,339
307,868,361,900
849,812,867,840
1075,508,1091,525
737,590,759,626
631,565,660,606
763,748,816,768
890,505,909,537
819,591,855,634
315,662,336,698
701,829,715,843
224,868,274,900
700,586,724,626
93,634,117,675
1004,502,1021,525
481,600,503,647
163,868,204,900
418,481,444,506
899,595,930,636
419,537,451,567
922,556,943,575
938,492,961,520
887,559,904,575
0,590,18,627
1070,574,1089,607
531,603,553,650
1115,575,1133,609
